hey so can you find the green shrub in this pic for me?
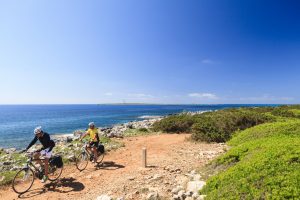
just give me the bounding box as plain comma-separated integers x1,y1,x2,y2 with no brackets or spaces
0,171,17,185
271,108,296,118
138,128,148,132
152,114,196,133
200,120,300,199
290,109,300,118
191,110,271,142
152,105,300,143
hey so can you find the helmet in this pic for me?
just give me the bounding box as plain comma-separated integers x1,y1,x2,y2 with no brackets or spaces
88,122,95,127
34,126,42,135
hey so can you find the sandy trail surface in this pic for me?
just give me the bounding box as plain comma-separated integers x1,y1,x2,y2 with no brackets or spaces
0,134,225,200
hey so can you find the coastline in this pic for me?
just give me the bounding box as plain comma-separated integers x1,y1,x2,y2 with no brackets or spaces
0,109,207,150
0,104,279,150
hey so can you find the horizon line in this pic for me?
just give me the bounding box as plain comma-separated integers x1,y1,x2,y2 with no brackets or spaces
0,103,291,106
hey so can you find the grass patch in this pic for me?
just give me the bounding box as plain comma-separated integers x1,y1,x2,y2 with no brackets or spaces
123,128,158,137
200,119,300,199
229,120,300,146
0,171,17,186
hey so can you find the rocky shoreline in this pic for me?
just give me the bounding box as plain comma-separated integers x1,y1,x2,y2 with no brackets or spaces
0,117,163,181
99,117,163,138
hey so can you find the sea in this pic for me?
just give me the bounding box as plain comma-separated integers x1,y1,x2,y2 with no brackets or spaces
0,104,278,149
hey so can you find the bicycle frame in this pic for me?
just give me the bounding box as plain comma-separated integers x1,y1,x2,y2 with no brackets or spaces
81,142,97,158
23,153,46,175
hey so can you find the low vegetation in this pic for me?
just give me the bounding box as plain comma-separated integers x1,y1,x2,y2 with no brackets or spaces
123,128,157,137
200,119,300,199
153,105,300,199
153,107,275,142
152,114,196,133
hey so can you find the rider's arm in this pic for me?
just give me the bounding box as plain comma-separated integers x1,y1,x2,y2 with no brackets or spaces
80,131,89,140
96,132,100,142
25,136,38,151
48,140,55,152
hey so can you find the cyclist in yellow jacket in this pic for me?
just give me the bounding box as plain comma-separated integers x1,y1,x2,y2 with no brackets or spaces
80,122,99,164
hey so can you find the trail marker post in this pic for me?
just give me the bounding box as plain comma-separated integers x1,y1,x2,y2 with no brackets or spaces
142,147,147,167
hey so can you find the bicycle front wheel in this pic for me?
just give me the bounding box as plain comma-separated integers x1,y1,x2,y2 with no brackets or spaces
12,168,34,194
48,164,63,181
75,152,88,171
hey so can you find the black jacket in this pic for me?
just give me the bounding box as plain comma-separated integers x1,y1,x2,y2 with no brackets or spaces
26,132,55,152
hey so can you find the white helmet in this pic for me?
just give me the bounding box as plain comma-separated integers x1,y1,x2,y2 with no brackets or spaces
88,122,95,127
34,126,42,135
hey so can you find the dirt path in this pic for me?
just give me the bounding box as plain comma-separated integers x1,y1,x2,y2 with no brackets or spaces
0,134,226,200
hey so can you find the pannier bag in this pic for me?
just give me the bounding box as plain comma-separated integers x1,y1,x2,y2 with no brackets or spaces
50,155,63,168
97,144,105,154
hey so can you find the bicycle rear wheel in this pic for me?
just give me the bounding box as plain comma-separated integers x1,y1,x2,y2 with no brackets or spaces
48,164,63,181
75,151,88,171
12,168,34,194
96,152,105,164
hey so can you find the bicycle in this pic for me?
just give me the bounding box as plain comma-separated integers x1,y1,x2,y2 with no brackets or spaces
75,141,105,171
12,152,63,194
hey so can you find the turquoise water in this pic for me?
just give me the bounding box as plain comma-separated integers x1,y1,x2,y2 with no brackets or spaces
0,104,277,149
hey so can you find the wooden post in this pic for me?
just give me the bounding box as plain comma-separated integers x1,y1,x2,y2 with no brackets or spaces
142,147,147,168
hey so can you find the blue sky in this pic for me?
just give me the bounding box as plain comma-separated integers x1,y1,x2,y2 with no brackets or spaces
0,0,299,104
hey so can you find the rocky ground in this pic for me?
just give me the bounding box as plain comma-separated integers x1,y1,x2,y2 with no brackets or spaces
0,118,161,175
0,134,227,200
99,117,162,138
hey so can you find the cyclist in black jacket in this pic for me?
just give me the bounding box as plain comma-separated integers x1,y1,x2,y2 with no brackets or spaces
25,126,55,183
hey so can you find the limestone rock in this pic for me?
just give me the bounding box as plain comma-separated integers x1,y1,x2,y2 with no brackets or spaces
96,195,112,200
146,191,159,200
171,186,184,194
186,181,206,194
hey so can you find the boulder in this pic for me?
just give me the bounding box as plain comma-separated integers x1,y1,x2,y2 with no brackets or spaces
186,181,206,194
192,193,200,199
185,197,193,200
193,174,201,181
4,148,16,154
96,195,112,200
3,161,12,165
146,192,159,200
177,190,186,199
171,186,184,194
66,136,73,143
150,174,163,181
197,195,207,200
185,190,193,197
172,195,180,200
128,176,135,181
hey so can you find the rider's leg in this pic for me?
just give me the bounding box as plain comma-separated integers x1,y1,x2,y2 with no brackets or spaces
86,146,92,155
34,152,42,167
93,147,98,162
44,158,49,177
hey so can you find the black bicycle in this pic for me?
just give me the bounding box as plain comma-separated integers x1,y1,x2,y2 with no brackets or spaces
12,152,63,194
75,141,105,171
